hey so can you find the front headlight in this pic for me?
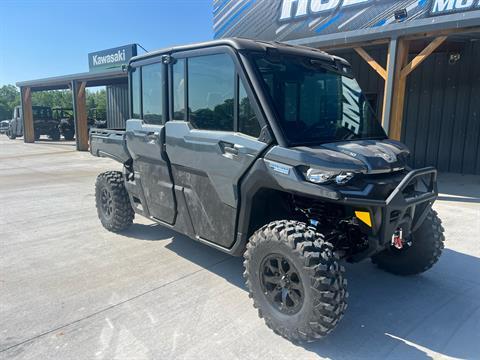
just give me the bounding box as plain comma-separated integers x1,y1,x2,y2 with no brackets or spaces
305,168,355,185
306,168,336,184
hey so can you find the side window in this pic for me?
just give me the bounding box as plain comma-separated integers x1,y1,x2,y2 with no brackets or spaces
238,80,261,138
188,53,234,131
172,58,185,120
131,67,141,119
141,62,163,125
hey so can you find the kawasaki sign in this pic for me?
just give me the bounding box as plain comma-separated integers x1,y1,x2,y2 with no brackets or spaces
88,44,137,72
213,0,480,41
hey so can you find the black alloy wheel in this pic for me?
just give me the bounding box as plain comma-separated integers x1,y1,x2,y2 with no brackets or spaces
260,254,304,315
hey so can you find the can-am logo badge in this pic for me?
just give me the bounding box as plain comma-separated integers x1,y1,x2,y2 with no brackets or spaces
266,160,291,175
375,152,396,163
92,50,126,67
279,0,480,21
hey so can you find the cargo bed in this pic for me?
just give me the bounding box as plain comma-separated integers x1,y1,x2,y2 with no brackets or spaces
89,128,130,163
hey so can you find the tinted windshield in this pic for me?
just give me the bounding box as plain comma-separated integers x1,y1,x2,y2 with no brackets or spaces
33,107,52,120
252,54,386,146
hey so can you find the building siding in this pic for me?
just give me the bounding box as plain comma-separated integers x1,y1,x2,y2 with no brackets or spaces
402,41,480,175
106,84,129,129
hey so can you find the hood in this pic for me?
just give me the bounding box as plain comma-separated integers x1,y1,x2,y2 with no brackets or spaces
265,139,410,175
320,139,410,174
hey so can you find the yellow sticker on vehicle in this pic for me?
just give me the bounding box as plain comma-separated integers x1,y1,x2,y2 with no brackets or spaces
355,211,372,227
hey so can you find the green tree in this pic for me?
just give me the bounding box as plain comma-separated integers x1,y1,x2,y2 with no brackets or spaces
32,90,72,108
0,85,109,121
0,85,20,120
86,89,106,119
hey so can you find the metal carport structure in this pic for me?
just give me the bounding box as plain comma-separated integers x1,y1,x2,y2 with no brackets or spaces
16,69,127,151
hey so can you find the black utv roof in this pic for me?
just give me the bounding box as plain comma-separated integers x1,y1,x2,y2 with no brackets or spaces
130,37,347,66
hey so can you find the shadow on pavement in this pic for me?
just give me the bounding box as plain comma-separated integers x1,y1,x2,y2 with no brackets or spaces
437,173,480,200
124,222,480,359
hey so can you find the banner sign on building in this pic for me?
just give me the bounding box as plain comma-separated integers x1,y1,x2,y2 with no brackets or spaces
88,44,137,72
213,0,480,41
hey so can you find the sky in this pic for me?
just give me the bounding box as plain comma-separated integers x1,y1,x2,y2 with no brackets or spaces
0,0,214,86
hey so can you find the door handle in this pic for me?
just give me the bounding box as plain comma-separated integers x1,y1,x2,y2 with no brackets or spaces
223,146,238,156
145,132,159,141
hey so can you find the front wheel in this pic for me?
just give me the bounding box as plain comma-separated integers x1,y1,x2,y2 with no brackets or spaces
63,130,75,141
49,129,60,141
244,220,348,342
95,171,134,232
372,209,445,275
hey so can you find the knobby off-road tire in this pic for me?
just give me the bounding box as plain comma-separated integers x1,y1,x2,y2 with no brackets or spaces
63,131,75,141
8,131,16,140
95,171,134,233
49,129,61,141
244,220,348,342
372,209,445,276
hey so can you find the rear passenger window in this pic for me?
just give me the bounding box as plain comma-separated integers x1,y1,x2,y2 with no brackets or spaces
188,54,234,131
239,81,261,138
141,63,163,125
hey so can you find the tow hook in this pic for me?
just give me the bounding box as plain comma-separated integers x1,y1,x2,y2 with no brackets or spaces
392,228,405,250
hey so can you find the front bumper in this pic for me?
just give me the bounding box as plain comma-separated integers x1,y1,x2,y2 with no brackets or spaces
339,167,438,260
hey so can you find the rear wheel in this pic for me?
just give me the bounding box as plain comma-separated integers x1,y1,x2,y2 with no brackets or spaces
244,220,348,342
95,171,134,232
372,209,445,275
8,131,16,140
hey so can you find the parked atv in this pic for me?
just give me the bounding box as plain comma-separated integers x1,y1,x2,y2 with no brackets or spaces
89,39,445,342
54,108,75,140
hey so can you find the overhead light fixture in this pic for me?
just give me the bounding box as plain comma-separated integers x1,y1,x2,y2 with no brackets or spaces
394,9,408,22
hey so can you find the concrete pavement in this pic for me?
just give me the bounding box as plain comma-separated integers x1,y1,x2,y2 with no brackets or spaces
1,137,479,360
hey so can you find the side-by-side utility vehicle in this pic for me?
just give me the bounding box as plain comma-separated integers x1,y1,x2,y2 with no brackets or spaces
7,105,60,140
55,107,107,141
90,39,445,342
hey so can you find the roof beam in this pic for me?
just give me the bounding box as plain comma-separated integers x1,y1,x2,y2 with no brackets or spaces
354,47,387,80
400,36,447,79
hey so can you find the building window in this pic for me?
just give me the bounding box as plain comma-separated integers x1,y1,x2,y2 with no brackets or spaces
141,62,163,125
238,80,261,138
188,53,234,131
173,58,186,120
131,67,141,119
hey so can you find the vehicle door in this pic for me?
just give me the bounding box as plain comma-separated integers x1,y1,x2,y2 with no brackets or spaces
125,60,176,224
165,47,269,248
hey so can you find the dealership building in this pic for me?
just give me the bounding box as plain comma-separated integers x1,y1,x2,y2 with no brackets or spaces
214,0,480,174
16,45,136,151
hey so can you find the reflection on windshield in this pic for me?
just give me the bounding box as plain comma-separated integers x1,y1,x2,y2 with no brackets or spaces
252,54,386,145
